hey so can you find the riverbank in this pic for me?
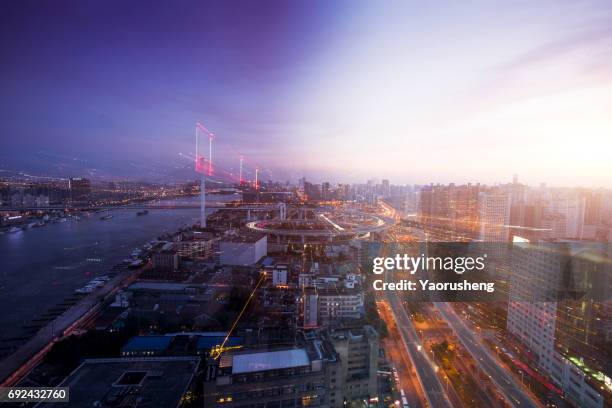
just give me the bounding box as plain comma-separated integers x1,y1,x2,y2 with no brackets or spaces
0,259,143,385
0,195,237,358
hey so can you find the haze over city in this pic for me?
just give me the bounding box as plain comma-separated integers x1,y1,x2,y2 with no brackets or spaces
2,2,612,408
1,0,611,187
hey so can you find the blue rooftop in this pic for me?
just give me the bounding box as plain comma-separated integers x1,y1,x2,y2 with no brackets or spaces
122,336,173,351
232,349,310,374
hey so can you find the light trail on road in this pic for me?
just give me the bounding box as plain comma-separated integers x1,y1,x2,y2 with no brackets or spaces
436,302,541,408
386,291,454,408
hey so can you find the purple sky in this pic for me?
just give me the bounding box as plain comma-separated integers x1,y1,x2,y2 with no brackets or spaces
1,1,611,186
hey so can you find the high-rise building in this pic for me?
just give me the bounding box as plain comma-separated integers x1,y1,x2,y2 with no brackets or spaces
304,182,322,201
68,177,91,203
381,179,390,198
417,183,481,240
478,192,511,242
584,190,603,225
322,182,331,201
539,196,586,239
507,241,612,408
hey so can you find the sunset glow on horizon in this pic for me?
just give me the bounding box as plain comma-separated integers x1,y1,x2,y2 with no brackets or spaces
1,0,611,186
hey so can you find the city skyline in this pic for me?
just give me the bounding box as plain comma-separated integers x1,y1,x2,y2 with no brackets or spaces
2,3,611,408
2,1,612,187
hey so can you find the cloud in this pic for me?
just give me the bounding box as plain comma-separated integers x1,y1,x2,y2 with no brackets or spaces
493,22,612,75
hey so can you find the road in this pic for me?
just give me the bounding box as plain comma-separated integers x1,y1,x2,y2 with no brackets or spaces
378,305,425,408
385,291,453,408
435,302,541,408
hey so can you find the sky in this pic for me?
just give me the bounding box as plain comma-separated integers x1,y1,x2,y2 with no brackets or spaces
1,0,611,187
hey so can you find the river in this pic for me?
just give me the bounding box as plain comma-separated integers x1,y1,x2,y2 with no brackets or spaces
0,195,236,354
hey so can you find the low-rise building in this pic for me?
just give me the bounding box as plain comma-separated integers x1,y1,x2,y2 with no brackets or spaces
121,333,244,358
204,342,339,408
152,242,179,272
176,239,217,260
329,326,379,404
219,233,267,266
317,288,364,326
38,357,200,408
267,263,289,287
302,291,319,328
121,335,173,357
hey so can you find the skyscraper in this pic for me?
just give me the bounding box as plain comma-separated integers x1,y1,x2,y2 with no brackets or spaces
478,192,511,242
507,241,611,408
381,179,390,198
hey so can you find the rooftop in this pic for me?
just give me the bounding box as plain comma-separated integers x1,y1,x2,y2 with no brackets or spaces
39,357,199,408
330,325,378,342
220,232,266,244
128,282,195,291
231,348,310,374
316,287,363,296
261,257,274,266
161,242,175,251
122,336,173,352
